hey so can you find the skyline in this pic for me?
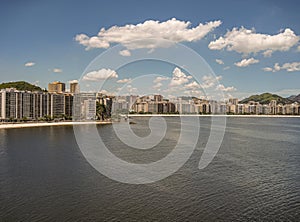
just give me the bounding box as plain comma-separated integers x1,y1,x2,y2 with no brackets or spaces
1,0,300,99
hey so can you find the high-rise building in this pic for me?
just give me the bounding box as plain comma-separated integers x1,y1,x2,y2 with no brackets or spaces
50,94,65,117
83,99,96,120
229,98,239,105
48,81,65,93
70,82,79,94
64,94,73,118
154,95,163,102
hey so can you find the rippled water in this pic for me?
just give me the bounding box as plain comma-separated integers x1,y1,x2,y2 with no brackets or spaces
0,117,299,221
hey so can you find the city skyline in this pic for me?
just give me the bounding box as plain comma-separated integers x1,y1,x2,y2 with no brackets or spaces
1,0,300,99
1,78,300,101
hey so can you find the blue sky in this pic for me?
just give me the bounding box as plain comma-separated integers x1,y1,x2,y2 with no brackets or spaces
0,0,300,99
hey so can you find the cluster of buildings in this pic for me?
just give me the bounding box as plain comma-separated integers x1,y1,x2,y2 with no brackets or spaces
1,82,299,122
0,81,112,122
112,95,300,115
226,99,300,115
112,95,223,114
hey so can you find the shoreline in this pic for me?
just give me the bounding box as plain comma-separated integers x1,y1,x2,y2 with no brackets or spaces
1,115,300,129
0,121,112,129
129,114,300,118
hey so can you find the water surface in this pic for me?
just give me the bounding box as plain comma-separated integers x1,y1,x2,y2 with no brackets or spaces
0,117,299,221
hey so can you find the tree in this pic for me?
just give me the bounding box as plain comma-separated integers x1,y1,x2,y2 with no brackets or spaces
96,101,107,120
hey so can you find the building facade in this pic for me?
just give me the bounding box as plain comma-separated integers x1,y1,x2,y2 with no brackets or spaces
48,81,65,93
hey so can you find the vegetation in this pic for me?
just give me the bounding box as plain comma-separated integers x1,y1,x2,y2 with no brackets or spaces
240,93,291,105
0,81,45,92
96,102,108,120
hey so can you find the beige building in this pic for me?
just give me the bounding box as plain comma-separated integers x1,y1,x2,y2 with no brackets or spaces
48,81,65,93
70,82,79,93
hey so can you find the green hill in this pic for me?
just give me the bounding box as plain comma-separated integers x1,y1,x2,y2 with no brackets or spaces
240,93,291,105
0,81,45,92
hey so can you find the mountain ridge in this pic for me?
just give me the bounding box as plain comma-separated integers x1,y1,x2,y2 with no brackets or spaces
240,92,293,105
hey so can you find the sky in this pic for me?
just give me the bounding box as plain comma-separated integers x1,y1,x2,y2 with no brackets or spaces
0,0,300,99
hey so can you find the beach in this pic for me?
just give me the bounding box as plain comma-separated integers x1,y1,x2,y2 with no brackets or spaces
128,114,300,118
0,121,112,129
1,115,299,129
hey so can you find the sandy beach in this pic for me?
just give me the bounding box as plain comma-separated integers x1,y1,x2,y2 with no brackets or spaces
128,114,300,118
1,115,299,129
0,121,112,129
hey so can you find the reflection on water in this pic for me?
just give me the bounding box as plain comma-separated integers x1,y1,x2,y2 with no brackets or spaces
0,118,299,221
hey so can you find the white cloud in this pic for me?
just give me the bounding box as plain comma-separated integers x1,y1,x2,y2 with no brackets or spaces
76,18,222,50
169,67,190,86
234,58,259,67
53,68,62,73
99,89,109,94
297,45,300,52
32,80,39,86
215,59,224,65
25,62,35,67
183,89,203,97
69,79,78,84
184,81,200,90
262,67,273,72
126,85,138,93
273,63,281,72
281,62,300,72
200,75,222,89
263,62,300,72
117,78,132,83
119,49,131,56
216,84,236,92
262,49,273,57
223,66,230,70
153,82,163,89
83,68,118,81
153,76,169,83
209,27,299,56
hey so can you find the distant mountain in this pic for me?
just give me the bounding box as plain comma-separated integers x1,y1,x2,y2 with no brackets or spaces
288,94,300,103
0,81,45,92
240,93,291,105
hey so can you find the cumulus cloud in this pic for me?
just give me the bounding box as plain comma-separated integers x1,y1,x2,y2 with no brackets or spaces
69,80,78,84
263,62,300,72
153,76,169,83
117,78,132,83
234,58,259,67
262,49,273,57
153,82,163,89
126,85,138,93
183,89,203,97
32,80,39,86
169,67,190,86
184,81,200,90
200,75,222,89
262,67,273,72
223,66,230,70
83,68,118,81
215,59,224,65
208,27,299,56
25,62,35,67
216,84,236,92
119,49,131,56
76,18,222,50
53,68,62,73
